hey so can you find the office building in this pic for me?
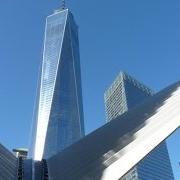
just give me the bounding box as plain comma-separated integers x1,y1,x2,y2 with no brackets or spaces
29,8,85,161
104,72,174,180
104,72,153,121
0,144,17,180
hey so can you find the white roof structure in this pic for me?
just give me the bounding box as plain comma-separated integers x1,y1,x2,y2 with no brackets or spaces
47,81,180,180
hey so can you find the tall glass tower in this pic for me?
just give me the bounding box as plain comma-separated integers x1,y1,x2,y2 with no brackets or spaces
29,8,85,161
104,72,174,180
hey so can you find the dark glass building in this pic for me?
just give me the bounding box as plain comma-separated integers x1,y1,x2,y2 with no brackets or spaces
104,72,174,180
104,72,153,121
0,144,17,180
29,8,85,161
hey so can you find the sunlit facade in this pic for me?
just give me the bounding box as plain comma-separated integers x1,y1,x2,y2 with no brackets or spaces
104,72,153,121
29,8,85,161
104,72,174,180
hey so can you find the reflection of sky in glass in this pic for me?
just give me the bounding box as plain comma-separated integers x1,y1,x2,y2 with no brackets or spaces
42,10,85,159
30,8,85,161
34,9,68,161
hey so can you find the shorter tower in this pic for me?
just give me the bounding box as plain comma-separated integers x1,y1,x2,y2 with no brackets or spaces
104,72,153,122
104,71,174,180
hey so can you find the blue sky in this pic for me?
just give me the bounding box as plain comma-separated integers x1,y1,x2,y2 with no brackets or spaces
0,0,180,178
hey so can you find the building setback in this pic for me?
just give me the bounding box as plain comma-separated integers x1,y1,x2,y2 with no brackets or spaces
29,8,85,161
104,72,174,180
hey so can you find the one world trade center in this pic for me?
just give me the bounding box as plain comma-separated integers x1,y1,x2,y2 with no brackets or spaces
29,7,85,161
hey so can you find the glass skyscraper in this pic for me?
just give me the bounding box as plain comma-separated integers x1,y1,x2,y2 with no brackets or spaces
104,72,174,180
29,8,85,161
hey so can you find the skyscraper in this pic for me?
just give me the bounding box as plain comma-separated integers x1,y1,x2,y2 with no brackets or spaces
29,8,85,161
104,72,153,121
104,72,174,180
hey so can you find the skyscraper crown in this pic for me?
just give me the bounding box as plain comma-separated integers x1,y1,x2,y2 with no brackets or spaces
105,71,154,100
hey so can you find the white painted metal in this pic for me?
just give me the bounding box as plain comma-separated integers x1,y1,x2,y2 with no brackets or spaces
101,87,180,180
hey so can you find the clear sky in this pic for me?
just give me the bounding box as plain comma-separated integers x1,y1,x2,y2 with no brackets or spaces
0,0,179,178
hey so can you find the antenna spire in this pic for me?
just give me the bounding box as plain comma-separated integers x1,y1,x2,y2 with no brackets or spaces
62,0,66,9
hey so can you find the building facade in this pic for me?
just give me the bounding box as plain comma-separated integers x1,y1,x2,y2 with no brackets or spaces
0,144,17,180
29,8,85,161
104,72,174,180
